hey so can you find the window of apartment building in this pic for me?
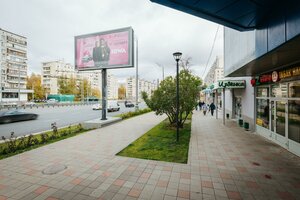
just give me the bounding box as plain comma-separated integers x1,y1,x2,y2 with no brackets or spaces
2,92,18,98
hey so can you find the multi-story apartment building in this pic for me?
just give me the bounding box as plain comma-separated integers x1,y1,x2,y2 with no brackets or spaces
126,77,157,101
41,60,76,96
107,73,118,100
42,60,120,100
203,56,224,86
0,28,32,103
77,70,102,93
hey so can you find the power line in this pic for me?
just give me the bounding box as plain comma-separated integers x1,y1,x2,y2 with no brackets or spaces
202,25,220,79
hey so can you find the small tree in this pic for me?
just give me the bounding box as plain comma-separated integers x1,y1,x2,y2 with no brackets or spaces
91,88,101,98
27,73,45,100
142,69,201,127
118,85,126,99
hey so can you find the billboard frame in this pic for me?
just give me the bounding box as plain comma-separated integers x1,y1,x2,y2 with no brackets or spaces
74,27,134,71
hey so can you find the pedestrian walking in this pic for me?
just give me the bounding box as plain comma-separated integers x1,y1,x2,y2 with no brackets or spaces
209,102,216,116
198,101,202,111
202,103,208,116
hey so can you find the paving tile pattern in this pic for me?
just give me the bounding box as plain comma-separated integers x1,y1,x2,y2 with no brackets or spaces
0,111,299,200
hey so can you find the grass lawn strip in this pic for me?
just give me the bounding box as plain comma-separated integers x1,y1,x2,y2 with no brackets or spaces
117,118,191,164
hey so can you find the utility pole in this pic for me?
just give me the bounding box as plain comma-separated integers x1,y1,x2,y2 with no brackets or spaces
156,63,165,81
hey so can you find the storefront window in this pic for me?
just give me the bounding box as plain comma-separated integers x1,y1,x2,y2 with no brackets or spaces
289,81,300,98
257,87,269,97
256,99,269,129
271,83,288,97
276,101,286,137
288,100,300,143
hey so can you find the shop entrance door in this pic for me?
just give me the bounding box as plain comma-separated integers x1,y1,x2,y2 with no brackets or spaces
270,100,288,147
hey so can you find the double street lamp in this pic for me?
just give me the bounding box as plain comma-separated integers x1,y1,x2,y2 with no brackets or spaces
173,52,182,142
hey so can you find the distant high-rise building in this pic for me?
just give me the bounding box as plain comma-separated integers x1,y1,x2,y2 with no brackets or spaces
107,73,118,100
203,56,224,86
126,77,157,100
0,28,32,102
41,60,76,96
41,60,120,100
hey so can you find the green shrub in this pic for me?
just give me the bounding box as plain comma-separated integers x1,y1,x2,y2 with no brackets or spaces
0,124,89,159
118,108,152,119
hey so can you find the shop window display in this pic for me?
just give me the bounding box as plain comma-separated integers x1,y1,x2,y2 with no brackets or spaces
289,100,300,143
256,99,269,128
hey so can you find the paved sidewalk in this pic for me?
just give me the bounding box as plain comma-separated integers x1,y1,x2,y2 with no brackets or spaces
0,111,299,200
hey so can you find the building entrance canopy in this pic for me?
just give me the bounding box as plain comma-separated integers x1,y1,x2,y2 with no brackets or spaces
150,0,280,31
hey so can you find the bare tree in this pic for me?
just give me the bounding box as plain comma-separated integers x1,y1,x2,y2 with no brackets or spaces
180,56,192,71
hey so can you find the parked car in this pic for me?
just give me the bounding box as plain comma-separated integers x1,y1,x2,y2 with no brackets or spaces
107,101,120,112
24,101,36,106
47,99,57,104
92,103,102,110
0,110,38,124
124,100,134,107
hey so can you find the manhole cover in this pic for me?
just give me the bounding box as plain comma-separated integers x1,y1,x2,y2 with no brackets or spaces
42,164,67,175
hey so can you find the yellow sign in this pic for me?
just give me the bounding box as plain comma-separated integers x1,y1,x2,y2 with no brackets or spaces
256,118,263,126
279,66,300,79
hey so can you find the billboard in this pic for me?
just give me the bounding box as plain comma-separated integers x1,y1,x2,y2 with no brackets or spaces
75,27,134,70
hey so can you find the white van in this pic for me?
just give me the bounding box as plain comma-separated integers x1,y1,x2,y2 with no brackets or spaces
107,101,120,112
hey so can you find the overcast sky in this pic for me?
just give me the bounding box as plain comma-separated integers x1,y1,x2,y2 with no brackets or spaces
0,0,223,82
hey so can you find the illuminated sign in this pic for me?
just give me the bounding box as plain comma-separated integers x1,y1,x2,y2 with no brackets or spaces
218,80,245,89
279,66,300,79
272,71,280,82
251,66,300,86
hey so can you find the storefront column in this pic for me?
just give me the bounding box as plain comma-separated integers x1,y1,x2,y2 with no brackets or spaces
215,90,218,119
223,88,225,125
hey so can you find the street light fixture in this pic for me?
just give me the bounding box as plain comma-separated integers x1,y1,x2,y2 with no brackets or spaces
173,52,182,142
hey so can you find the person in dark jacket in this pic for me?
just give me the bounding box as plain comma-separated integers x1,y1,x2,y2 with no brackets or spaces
93,39,111,67
209,102,216,116
93,41,101,65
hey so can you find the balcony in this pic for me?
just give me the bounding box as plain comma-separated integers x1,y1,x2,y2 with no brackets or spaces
7,72,27,78
6,79,26,84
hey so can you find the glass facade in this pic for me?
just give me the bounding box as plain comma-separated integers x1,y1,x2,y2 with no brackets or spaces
256,99,269,128
288,100,300,143
256,80,300,146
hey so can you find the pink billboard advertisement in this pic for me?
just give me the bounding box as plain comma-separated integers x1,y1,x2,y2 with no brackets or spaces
75,27,133,70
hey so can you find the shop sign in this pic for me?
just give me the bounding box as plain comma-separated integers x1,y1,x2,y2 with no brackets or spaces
218,80,245,89
272,71,280,82
279,66,300,79
251,66,300,86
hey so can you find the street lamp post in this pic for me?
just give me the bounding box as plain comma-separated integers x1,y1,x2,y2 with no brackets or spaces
173,52,182,142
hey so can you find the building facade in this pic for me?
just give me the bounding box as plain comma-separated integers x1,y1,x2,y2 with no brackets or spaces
203,56,224,86
0,28,32,103
107,73,118,100
41,60,121,100
41,60,76,96
126,77,157,101
223,8,300,156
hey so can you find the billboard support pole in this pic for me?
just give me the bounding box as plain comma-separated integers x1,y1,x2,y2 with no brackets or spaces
101,68,107,120
135,36,139,111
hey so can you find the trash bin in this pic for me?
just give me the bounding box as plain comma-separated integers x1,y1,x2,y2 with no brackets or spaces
238,119,243,127
244,122,249,130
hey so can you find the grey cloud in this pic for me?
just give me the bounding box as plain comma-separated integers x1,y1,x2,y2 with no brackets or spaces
0,0,223,80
